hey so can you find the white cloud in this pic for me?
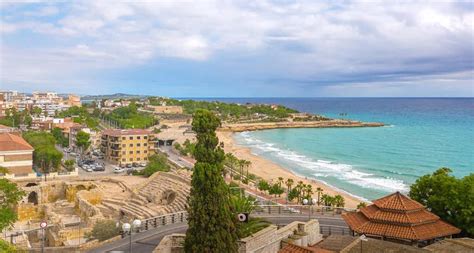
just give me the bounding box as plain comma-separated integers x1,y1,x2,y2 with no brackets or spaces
0,0,472,95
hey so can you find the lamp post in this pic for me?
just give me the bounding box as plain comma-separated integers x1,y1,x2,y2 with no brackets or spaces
122,219,141,253
303,199,309,220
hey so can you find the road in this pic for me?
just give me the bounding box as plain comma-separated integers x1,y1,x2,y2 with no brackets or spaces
159,146,194,169
88,215,348,253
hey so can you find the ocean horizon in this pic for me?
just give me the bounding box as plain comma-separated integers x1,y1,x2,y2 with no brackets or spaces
196,97,473,201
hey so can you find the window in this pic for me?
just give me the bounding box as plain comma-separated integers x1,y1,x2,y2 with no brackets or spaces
137,158,141,161
129,144,133,147
144,150,147,153
144,136,148,139
144,157,148,160
129,151,133,154
122,158,126,162
122,144,126,148
137,150,140,154
122,137,126,140
130,158,133,161
137,143,141,147
129,136,133,140
144,143,147,146
122,151,125,155
137,136,141,140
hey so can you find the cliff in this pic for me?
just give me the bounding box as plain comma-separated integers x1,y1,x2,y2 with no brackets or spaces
219,119,384,132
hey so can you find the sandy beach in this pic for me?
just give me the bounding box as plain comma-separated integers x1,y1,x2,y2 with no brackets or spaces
217,131,363,209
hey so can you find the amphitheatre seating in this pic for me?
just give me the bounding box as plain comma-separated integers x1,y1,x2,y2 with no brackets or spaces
117,172,191,220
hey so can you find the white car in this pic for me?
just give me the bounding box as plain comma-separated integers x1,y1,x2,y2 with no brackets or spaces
113,166,125,174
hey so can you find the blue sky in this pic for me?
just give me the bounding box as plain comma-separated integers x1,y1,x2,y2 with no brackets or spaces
0,1,473,97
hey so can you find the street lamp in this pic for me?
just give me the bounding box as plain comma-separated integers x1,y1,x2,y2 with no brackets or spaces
122,219,141,253
302,199,310,220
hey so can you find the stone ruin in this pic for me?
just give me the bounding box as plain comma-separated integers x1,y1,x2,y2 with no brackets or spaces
11,171,192,249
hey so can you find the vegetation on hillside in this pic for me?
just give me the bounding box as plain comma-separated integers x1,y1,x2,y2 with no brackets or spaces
184,109,238,252
173,139,196,157
409,167,474,237
56,106,100,130
23,131,63,175
103,102,156,129
149,97,298,122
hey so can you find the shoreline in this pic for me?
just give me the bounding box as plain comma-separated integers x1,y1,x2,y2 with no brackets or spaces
217,131,365,208
219,119,384,132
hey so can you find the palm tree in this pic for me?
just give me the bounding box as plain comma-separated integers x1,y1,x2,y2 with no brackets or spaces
285,178,294,193
333,195,345,207
277,177,284,188
305,185,313,202
243,160,252,181
316,187,323,206
296,181,305,204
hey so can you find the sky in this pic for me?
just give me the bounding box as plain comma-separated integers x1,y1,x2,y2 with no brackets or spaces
0,0,473,97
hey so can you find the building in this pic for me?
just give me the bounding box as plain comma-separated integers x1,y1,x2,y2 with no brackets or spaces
342,192,460,247
69,126,100,152
100,129,157,166
68,94,81,107
423,238,474,253
0,132,34,179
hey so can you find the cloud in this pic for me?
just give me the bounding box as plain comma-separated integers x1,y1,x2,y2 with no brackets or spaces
0,0,472,96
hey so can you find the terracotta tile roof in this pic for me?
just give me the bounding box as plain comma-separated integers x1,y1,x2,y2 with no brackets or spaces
373,192,424,211
279,243,320,253
102,129,152,136
360,204,439,225
424,238,474,252
0,133,34,152
343,192,461,242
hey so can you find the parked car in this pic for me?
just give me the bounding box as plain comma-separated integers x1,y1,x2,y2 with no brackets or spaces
139,162,147,167
126,164,132,168
93,164,105,171
113,166,125,173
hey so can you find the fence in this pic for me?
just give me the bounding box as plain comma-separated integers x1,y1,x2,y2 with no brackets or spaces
319,225,352,236
252,205,355,216
141,211,188,232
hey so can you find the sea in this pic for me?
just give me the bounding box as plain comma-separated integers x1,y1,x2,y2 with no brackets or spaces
195,97,474,201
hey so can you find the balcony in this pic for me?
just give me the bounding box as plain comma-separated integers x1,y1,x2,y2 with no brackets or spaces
110,144,121,150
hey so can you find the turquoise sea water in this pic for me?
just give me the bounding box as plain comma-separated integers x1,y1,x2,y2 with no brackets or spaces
219,98,474,201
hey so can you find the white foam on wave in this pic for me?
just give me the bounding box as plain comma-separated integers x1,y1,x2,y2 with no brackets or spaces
237,132,409,195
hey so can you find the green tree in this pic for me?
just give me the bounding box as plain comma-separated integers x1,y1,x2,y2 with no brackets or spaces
409,168,474,236
23,131,63,178
51,127,69,147
76,130,91,155
333,195,345,207
316,187,323,206
139,153,170,177
357,202,367,209
64,159,75,172
184,110,238,252
88,220,120,241
321,194,335,207
31,106,42,117
268,183,284,198
257,180,270,193
0,167,26,231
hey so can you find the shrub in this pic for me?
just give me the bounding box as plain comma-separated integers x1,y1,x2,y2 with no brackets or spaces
88,220,120,242
139,153,170,177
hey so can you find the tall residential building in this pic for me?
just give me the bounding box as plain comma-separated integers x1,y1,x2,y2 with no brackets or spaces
0,133,34,178
100,129,157,166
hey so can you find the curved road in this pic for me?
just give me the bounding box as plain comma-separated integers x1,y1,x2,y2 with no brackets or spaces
88,215,348,253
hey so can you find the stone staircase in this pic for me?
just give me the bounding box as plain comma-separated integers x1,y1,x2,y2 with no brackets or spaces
112,172,191,220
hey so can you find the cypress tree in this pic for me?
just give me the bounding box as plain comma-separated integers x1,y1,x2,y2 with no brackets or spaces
184,109,238,252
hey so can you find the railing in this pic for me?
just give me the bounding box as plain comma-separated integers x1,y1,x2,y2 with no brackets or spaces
319,224,352,236
140,211,188,232
252,205,355,216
